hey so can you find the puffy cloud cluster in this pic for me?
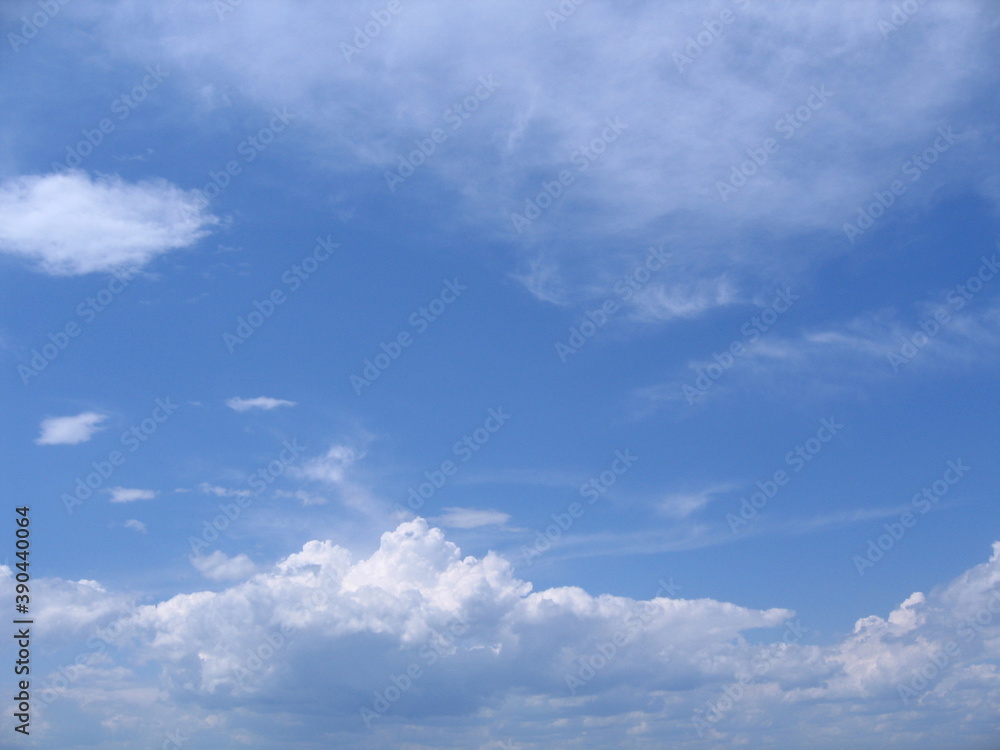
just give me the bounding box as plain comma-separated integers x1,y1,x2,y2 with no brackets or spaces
3,523,999,747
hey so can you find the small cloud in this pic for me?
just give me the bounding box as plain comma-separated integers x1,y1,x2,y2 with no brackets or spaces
108,487,157,504
198,483,252,498
294,444,362,485
35,412,107,445
435,507,511,529
0,170,217,276
225,396,297,412
191,551,256,582
275,490,329,507
657,484,734,519
123,519,147,534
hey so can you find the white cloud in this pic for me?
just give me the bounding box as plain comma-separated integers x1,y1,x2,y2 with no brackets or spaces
275,489,329,507
225,396,297,412
191,551,257,582
291,444,380,513
35,411,107,445
4,523,1000,747
123,519,147,534
435,507,511,529
0,170,217,275
198,483,252,498
639,299,1000,410
657,484,733,519
108,487,156,504
84,0,999,315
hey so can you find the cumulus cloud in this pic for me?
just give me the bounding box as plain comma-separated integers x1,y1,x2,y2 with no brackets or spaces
191,551,257,582
35,411,107,445
3,522,1000,747
225,396,297,412
123,519,147,533
0,170,217,275
108,487,156,503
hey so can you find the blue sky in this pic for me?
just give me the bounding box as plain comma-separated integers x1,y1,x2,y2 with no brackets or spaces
2,1,1000,748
